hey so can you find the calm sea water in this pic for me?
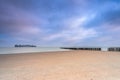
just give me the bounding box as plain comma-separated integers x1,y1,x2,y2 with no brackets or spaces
0,47,69,54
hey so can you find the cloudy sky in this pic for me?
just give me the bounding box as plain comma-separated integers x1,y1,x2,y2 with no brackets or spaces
0,0,120,47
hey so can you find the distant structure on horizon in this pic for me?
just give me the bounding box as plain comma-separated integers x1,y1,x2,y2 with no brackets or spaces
14,44,37,47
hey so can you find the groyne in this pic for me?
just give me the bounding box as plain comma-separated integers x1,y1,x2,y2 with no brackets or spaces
108,47,120,51
61,47,101,51
61,47,120,52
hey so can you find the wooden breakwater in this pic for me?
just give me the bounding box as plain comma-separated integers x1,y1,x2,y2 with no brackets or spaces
108,47,120,51
61,47,120,52
61,47,101,51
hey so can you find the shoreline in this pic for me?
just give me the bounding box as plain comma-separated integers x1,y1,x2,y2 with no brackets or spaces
0,50,112,55
0,47,70,54
0,50,71,55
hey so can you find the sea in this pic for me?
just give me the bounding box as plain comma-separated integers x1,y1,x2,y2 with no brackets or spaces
0,47,69,54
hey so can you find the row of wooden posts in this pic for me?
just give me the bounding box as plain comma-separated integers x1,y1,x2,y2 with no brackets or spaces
108,47,120,51
61,47,120,52
61,47,101,51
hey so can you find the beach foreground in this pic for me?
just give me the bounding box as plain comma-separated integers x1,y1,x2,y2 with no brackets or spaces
0,51,120,80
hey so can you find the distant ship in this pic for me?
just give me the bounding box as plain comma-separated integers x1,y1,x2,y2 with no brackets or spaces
14,44,37,47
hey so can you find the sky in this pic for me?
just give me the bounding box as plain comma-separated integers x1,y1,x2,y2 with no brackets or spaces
0,0,120,47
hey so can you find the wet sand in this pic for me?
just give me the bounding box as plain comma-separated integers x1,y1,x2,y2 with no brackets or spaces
0,50,120,80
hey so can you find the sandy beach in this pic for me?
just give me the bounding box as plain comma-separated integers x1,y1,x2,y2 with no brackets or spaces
0,50,120,80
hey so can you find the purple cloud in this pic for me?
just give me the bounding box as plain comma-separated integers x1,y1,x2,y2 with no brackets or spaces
0,3,42,37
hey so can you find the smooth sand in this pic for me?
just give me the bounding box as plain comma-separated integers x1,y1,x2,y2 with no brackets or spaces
0,50,120,80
